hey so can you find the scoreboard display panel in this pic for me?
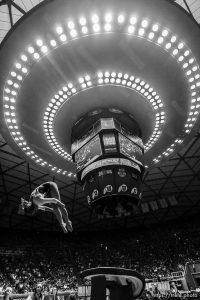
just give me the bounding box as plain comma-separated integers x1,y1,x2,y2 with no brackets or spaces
75,135,102,171
71,127,94,155
119,133,144,165
103,133,117,153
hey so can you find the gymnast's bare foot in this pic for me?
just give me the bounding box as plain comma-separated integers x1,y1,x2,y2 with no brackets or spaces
61,222,68,234
66,220,73,232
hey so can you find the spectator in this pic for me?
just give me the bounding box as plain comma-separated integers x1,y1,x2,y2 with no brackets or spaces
27,283,44,300
3,287,13,300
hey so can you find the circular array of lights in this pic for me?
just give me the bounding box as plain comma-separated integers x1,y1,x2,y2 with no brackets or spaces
43,71,165,159
2,12,200,176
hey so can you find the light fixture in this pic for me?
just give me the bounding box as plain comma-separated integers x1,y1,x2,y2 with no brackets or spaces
138,28,145,36
165,43,171,49
15,63,21,69
34,53,40,59
22,67,28,73
60,34,67,42
93,24,100,32
82,26,88,35
79,17,87,26
172,49,178,56
91,14,99,23
104,23,111,31
70,29,77,37
105,13,112,23
148,32,154,39
152,24,159,31
157,37,164,44
28,46,34,54
162,29,168,36
68,21,75,29
141,19,148,27
41,45,48,53
21,54,28,61
50,40,57,47
130,16,137,25
128,26,135,34
118,14,125,23
36,39,43,46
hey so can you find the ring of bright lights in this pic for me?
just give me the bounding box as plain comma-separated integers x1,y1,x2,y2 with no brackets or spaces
43,71,166,161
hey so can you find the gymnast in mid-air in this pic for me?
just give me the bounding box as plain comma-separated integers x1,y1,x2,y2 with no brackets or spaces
19,181,73,233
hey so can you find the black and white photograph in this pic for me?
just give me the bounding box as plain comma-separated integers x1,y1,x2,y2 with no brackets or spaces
0,0,200,299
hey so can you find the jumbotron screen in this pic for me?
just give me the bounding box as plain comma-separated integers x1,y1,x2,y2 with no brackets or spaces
102,133,117,153
119,134,144,165
71,127,95,155
74,135,102,171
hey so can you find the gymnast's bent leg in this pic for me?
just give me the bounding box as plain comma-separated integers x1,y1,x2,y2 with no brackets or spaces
46,182,73,232
53,206,68,233
38,205,68,233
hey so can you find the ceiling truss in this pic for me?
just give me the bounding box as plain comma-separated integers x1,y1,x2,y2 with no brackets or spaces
0,132,200,232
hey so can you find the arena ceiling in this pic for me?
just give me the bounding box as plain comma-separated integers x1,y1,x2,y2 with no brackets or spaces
0,0,200,233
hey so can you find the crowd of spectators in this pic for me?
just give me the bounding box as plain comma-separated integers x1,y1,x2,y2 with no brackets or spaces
0,241,77,294
0,216,200,297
